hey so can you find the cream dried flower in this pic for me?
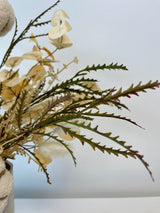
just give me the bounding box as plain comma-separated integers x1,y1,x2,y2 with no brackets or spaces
0,69,11,82
0,0,15,37
0,157,13,212
49,9,72,49
22,51,43,61
48,20,72,40
5,57,23,68
34,140,71,167
51,9,69,26
50,34,72,49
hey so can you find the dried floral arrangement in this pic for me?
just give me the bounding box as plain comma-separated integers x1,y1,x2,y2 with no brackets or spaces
0,0,159,185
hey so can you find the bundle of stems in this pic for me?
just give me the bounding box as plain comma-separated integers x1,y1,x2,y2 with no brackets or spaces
0,1,159,183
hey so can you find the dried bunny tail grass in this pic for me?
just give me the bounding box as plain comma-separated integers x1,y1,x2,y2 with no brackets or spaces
0,157,13,212
0,0,15,37
0,157,5,174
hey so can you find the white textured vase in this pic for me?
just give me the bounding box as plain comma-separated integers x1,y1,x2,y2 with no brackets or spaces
0,158,14,213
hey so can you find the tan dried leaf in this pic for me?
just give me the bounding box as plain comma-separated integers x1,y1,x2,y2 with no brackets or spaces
5,57,23,68
42,47,55,61
2,97,16,110
22,51,42,61
0,69,11,82
30,33,39,46
32,45,39,52
5,75,26,87
27,65,46,81
34,148,52,167
1,83,21,100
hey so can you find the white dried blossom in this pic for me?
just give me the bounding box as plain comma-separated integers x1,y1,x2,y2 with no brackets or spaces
51,9,69,26
48,20,72,40
5,57,23,68
2,98,16,110
0,69,11,82
50,34,72,49
0,157,13,212
22,51,43,61
34,140,72,167
0,0,15,37
5,75,26,87
36,140,70,159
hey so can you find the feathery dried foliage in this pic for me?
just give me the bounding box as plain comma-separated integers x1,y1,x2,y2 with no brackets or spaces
0,1,159,184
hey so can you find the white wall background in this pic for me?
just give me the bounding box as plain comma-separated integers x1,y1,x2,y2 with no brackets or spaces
1,0,160,198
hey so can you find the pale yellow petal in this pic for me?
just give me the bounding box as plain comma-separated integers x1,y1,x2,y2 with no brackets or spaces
48,20,72,40
34,149,52,167
32,45,39,52
37,141,69,158
51,9,69,26
5,57,23,68
2,98,16,110
48,26,63,40
57,124,80,141
22,51,42,61
50,34,72,49
73,92,86,101
61,20,72,32
27,65,46,81
30,33,39,46
0,69,11,82
22,97,57,124
28,97,55,112
53,42,72,49
1,83,21,100
5,75,26,87
82,81,102,92
34,140,70,166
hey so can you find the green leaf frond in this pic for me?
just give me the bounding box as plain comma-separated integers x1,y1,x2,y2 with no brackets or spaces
64,121,154,181
56,123,136,159
33,113,81,131
74,82,109,96
31,77,98,105
0,0,159,184
73,63,128,78
107,80,160,100
80,111,143,128
32,94,73,129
